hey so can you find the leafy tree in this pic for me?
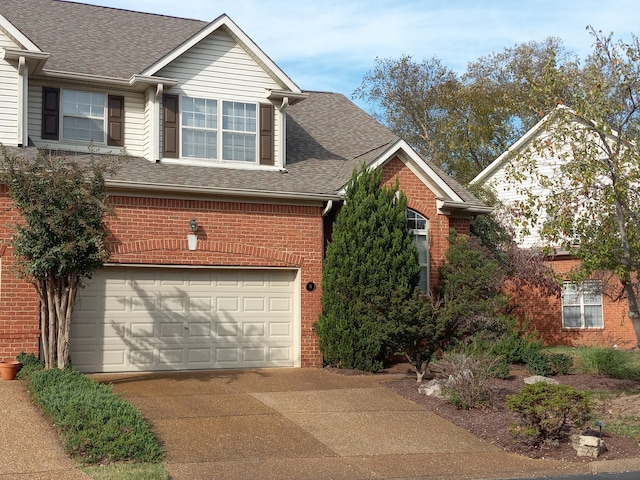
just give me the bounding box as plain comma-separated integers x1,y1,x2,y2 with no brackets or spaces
1,149,115,368
354,38,577,183
314,165,420,371
504,28,640,346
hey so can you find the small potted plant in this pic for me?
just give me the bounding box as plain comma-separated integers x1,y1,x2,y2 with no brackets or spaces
0,358,21,380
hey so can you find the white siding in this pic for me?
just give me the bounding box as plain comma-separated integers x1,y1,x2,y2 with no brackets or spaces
0,32,19,145
484,144,569,249
143,88,151,160
27,82,146,156
158,30,283,166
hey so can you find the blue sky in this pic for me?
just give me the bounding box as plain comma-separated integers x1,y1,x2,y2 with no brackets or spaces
79,1,638,108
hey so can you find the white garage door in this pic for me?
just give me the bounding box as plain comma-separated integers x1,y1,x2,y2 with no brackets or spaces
71,267,298,373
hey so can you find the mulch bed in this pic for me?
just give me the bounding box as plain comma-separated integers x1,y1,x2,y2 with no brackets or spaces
324,363,640,462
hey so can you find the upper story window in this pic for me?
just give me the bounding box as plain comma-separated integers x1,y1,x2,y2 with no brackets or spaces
41,87,124,147
407,209,429,292
562,280,603,329
163,94,274,166
62,90,105,142
179,96,256,163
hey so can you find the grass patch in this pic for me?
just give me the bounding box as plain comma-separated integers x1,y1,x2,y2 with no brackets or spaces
82,463,168,480
606,414,640,441
21,363,163,465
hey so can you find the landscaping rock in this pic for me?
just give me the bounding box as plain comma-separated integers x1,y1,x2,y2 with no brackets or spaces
523,375,559,385
571,434,608,458
418,379,446,399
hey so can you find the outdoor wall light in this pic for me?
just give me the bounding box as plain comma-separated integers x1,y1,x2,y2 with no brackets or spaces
188,219,198,251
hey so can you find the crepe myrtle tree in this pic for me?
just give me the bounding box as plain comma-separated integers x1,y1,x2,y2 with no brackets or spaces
0,148,116,368
505,27,640,346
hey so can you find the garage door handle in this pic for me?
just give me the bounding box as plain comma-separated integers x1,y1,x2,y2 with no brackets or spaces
184,324,189,329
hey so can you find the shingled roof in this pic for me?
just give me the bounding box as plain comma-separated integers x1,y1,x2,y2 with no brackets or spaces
1,0,207,78
1,1,485,210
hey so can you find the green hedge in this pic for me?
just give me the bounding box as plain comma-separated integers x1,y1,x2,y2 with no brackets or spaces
21,363,163,465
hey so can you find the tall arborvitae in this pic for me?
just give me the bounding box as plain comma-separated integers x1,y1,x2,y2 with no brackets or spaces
314,165,420,371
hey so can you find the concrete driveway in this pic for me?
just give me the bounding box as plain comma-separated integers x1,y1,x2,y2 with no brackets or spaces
99,368,615,480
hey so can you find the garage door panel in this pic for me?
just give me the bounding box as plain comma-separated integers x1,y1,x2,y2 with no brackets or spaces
72,267,297,373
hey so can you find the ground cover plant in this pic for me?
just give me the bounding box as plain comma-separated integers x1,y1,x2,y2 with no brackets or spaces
18,356,163,465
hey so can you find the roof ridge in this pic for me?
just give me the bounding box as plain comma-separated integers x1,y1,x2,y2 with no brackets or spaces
58,0,207,23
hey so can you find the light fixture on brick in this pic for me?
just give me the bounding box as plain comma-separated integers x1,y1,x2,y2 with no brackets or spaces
188,218,198,250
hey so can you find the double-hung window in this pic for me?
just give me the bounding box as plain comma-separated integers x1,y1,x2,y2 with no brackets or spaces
182,97,218,159
407,209,429,292
180,97,257,162
562,280,603,328
62,90,106,142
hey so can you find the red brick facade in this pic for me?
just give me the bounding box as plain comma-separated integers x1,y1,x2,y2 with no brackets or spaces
382,157,471,289
511,257,637,349
0,156,470,366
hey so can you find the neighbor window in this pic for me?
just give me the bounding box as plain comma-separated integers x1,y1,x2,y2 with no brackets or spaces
407,209,429,292
180,96,257,162
562,280,603,328
62,89,106,142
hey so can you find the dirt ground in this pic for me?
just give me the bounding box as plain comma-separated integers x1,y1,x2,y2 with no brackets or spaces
325,363,640,463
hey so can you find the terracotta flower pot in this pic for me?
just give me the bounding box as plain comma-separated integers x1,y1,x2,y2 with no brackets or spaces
0,360,21,380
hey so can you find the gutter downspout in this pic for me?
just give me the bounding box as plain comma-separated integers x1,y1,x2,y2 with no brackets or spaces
17,56,27,147
277,97,289,169
153,83,163,163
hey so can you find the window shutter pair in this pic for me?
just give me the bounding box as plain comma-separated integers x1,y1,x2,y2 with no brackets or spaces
161,95,274,164
40,87,124,146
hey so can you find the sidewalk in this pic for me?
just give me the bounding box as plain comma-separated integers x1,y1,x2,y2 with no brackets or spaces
0,379,90,479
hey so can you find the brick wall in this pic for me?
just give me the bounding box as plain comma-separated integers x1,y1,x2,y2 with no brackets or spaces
381,157,470,290
0,186,40,360
0,189,325,366
510,257,637,348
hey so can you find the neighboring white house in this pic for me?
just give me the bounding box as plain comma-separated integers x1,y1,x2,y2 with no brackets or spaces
471,108,637,348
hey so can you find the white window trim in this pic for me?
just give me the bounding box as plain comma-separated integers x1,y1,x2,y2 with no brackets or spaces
61,88,107,144
179,95,259,164
561,280,604,329
407,209,429,293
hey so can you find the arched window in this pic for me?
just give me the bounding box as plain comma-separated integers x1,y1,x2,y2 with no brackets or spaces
407,209,429,292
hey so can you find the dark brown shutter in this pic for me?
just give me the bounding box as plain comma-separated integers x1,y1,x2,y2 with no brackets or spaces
107,95,125,147
162,94,179,158
259,103,274,166
41,87,60,140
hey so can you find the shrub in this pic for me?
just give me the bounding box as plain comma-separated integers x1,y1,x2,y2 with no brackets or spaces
507,382,591,447
522,350,574,377
437,351,500,409
23,367,163,464
16,351,44,379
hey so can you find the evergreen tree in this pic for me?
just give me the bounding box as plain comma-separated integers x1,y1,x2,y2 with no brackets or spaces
314,165,420,371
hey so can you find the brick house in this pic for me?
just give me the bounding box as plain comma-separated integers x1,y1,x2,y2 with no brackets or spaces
472,110,637,349
0,0,488,372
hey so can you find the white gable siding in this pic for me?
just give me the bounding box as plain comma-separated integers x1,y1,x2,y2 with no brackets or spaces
0,32,19,145
484,147,568,249
27,83,146,157
158,30,282,165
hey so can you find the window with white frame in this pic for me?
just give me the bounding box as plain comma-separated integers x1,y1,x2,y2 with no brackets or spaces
407,209,429,292
562,280,603,328
180,96,257,162
62,89,106,142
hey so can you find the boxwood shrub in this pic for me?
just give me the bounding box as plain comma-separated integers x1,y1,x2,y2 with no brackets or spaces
22,366,163,464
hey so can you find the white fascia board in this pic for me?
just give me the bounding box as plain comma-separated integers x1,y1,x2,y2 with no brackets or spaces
471,106,570,186
141,14,302,94
0,14,41,51
365,139,464,202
